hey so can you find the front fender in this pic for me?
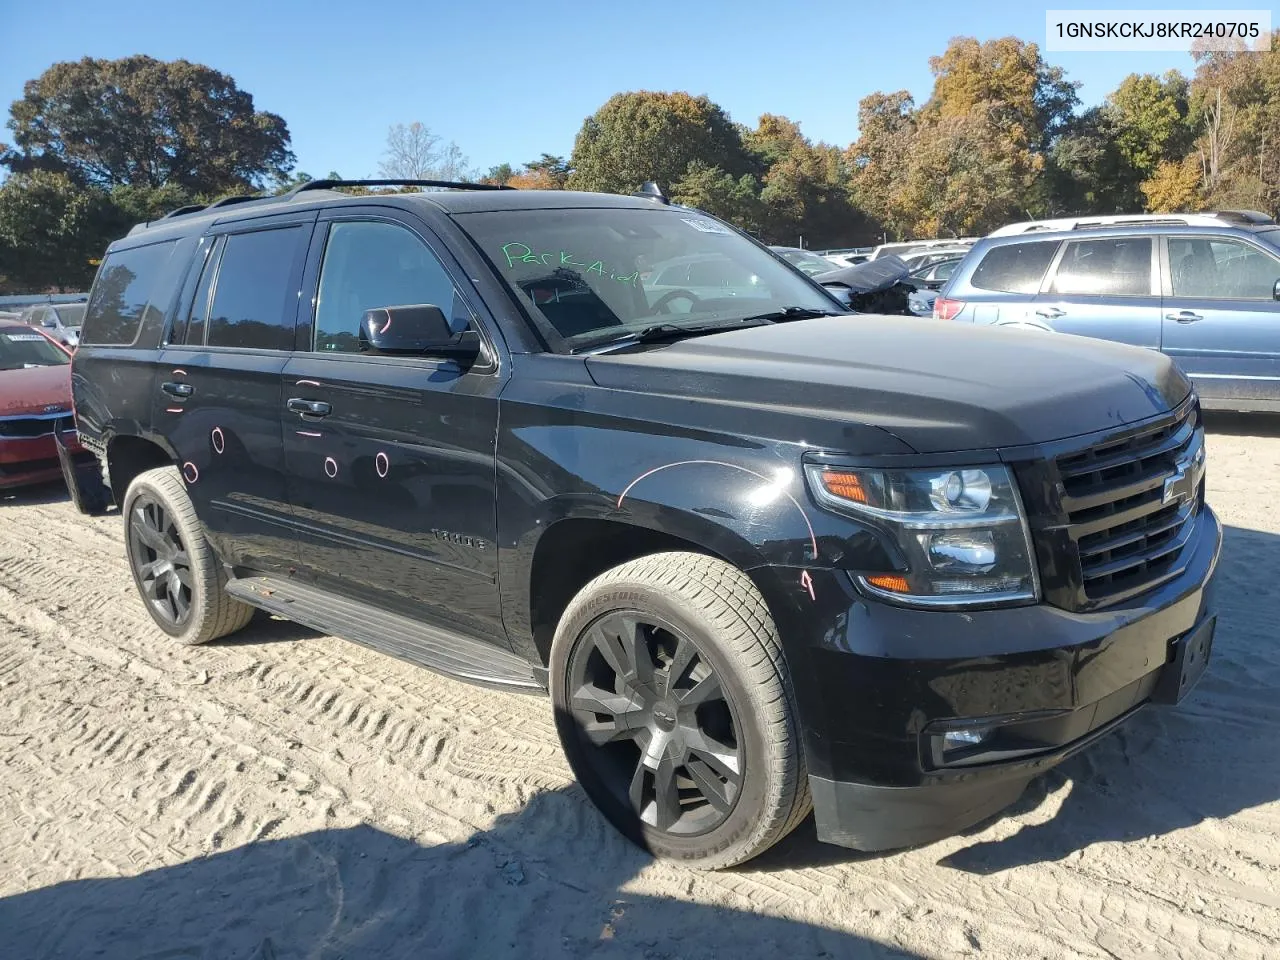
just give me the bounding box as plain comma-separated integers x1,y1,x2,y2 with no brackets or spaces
494,374,904,665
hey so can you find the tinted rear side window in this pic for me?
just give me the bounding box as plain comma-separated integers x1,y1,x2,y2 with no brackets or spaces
207,227,304,350
81,241,178,345
970,241,1059,294
1051,237,1152,296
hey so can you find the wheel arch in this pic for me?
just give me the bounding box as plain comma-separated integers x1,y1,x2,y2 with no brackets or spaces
523,510,772,669
106,433,177,507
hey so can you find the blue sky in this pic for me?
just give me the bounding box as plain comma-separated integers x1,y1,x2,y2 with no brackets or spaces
3,0,1202,181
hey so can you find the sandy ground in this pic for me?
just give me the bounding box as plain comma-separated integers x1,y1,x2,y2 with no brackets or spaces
1,417,1279,960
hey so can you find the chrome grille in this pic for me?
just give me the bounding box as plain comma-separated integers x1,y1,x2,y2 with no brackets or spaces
1057,403,1204,606
0,414,74,438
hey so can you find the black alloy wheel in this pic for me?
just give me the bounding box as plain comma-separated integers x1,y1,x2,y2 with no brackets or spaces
566,612,744,836
128,495,193,627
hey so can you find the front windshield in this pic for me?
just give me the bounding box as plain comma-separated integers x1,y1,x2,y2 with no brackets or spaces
0,328,69,370
457,207,838,349
777,249,836,277
54,304,86,326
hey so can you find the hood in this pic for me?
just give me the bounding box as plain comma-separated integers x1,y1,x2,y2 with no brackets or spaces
815,255,912,293
0,364,74,417
585,315,1190,453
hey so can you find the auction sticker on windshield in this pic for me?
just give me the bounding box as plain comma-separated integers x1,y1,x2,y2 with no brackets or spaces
681,218,731,235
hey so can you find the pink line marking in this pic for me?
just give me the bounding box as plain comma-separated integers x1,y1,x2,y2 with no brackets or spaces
165,407,183,414
181,462,199,484
378,312,392,335
296,430,323,438
616,459,819,562
211,427,225,454
800,570,816,601
375,451,389,478
324,457,338,478
295,379,320,387
172,369,187,376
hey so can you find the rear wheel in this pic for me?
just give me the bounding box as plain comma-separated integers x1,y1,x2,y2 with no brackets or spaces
550,552,811,869
122,466,254,645
55,431,110,515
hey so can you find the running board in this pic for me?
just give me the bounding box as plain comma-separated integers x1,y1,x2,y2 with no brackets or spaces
225,575,543,693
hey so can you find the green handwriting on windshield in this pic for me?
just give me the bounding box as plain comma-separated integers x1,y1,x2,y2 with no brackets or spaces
501,242,640,286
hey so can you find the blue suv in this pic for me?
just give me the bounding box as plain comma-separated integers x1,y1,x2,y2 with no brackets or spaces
935,211,1280,412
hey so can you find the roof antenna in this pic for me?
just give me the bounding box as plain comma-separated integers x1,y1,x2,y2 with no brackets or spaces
634,181,669,205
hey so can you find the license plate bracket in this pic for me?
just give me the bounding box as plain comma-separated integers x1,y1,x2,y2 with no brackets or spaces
1153,616,1215,705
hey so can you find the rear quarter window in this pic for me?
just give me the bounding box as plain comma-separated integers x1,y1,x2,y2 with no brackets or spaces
81,241,179,345
970,241,1059,294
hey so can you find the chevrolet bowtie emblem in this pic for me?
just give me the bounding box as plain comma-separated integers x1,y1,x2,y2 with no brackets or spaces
1161,452,1197,506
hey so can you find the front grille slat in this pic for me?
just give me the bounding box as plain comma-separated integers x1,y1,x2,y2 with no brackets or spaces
1048,401,1203,609
0,415,74,439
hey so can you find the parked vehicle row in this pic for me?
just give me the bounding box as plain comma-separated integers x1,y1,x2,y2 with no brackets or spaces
65,179,1219,869
0,319,101,497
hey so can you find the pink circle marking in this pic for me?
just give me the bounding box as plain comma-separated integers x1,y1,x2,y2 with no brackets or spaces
375,452,389,478
324,457,338,479
182,462,199,484
211,427,225,454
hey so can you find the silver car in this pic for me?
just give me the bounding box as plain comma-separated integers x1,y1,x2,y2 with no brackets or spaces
935,213,1280,412
21,303,85,348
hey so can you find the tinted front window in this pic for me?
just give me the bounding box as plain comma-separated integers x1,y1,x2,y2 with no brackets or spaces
206,228,303,350
457,207,835,347
1169,237,1280,299
970,241,1059,294
314,220,470,353
81,241,177,345
1051,237,1151,296
0,328,68,369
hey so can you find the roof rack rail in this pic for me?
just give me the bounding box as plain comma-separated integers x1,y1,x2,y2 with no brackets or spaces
161,203,208,220
205,194,261,210
282,178,513,200
1213,209,1276,225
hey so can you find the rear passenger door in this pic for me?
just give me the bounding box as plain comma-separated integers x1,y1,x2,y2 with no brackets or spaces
1160,235,1280,404
156,213,315,573
280,209,507,644
1032,235,1162,348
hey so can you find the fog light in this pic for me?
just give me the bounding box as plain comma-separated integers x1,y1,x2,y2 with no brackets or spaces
942,728,989,752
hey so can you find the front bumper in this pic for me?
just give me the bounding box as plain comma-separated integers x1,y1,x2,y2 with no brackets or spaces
760,504,1222,852
0,431,86,490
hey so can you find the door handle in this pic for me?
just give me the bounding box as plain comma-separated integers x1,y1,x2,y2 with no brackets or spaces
1034,307,1065,319
287,398,332,419
1166,311,1204,323
160,381,193,398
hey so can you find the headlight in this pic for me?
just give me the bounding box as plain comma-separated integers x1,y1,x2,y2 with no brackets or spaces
805,462,1039,607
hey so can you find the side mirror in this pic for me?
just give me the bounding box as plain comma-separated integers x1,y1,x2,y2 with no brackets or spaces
1273,279,1280,301
358,304,481,361
41,318,57,328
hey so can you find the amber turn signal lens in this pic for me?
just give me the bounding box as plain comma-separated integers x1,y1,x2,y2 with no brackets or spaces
865,574,910,593
820,469,868,503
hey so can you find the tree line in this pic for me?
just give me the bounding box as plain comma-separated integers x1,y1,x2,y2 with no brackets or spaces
2,36,1277,293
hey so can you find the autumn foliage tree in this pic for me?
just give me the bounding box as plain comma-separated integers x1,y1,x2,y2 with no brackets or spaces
5,56,294,194
568,91,753,195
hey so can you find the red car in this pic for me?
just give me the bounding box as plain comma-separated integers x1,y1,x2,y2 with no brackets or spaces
0,321,95,492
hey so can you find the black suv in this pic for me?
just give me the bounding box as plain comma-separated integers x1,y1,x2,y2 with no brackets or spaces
69,180,1222,868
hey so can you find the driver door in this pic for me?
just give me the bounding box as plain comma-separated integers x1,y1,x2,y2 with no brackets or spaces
281,209,508,644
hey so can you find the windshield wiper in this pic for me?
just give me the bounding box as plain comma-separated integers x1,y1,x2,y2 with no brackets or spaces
736,306,844,323
574,319,769,354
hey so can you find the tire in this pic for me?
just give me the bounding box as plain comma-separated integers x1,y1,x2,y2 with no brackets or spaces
56,432,111,515
122,465,254,645
550,551,811,869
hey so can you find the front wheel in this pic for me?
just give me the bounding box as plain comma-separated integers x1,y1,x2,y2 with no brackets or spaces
122,466,254,645
550,552,811,869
